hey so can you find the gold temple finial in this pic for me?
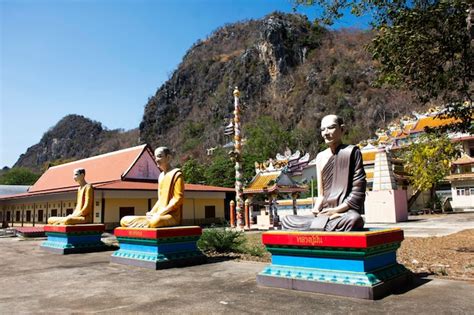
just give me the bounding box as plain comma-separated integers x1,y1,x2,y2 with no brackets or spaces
233,87,240,97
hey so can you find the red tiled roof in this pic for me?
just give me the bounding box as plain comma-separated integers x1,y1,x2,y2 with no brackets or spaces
94,180,157,190
96,180,234,192
0,178,234,201
0,144,235,201
0,187,78,200
29,145,150,193
184,183,234,192
452,155,474,165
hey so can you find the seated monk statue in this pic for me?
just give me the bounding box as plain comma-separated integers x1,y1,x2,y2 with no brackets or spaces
120,146,184,228
47,168,93,225
281,114,366,231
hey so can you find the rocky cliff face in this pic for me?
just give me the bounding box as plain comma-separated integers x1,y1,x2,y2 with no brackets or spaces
14,115,139,171
139,12,421,160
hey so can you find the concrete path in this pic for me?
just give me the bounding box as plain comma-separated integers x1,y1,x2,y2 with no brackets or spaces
365,212,474,237
1,237,473,314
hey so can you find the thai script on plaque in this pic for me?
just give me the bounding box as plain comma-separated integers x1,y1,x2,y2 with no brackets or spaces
128,230,143,237
295,235,323,246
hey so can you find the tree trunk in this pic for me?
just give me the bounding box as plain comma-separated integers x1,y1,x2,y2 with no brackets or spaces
407,189,421,210
430,186,436,213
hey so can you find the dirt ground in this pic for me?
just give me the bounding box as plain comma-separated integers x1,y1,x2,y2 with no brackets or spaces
226,229,474,281
398,229,474,280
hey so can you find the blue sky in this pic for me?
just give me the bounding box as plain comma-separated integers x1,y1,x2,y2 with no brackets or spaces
0,0,370,168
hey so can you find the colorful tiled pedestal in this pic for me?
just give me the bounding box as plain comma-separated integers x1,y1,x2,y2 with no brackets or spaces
41,224,108,254
15,227,45,238
110,226,206,269
257,228,411,300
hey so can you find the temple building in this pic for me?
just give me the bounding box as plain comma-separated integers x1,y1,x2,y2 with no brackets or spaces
246,105,473,216
446,145,474,211
0,145,234,228
359,106,474,211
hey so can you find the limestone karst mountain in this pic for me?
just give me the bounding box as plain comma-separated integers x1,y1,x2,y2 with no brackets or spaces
13,12,424,171
139,12,421,160
14,115,139,172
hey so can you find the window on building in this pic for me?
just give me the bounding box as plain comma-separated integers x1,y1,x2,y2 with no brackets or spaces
205,206,216,219
66,209,73,216
119,207,135,220
456,187,472,196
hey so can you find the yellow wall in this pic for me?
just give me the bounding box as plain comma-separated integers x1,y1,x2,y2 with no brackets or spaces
104,197,225,224
104,198,149,223
1,194,227,226
0,199,77,223
182,198,225,225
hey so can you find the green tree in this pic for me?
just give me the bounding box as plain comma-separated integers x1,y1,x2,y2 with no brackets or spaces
402,134,461,210
295,0,473,132
181,157,206,184
0,167,41,185
204,149,235,188
245,116,292,162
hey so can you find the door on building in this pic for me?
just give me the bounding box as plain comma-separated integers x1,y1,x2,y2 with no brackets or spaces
15,211,21,222
26,211,31,222
37,210,44,222
119,207,135,220
6,211,11,221
51,209,58,217
65,209,73,216
205,206,216,219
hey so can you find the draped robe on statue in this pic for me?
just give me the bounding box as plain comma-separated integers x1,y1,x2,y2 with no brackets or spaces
47,184,94,225
120,169,184,228
281,145,366,231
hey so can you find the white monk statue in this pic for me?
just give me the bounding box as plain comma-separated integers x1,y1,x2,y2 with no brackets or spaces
281,115,366,231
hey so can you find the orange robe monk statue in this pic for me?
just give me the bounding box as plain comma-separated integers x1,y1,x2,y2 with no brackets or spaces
47,168,93,225
120,147,184,228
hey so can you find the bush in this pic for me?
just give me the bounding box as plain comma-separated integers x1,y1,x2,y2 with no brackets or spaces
198,226,246,253
239,243,267,257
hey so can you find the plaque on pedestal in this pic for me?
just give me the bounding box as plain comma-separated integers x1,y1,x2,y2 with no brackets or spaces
41,224,109,254
257,228,412,300
111,226,206,269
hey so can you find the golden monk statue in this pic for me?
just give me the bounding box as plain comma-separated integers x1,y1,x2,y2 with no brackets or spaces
120,147,184,228
47,168,93,225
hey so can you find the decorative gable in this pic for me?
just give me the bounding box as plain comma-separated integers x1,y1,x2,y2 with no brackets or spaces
122,149,160,181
